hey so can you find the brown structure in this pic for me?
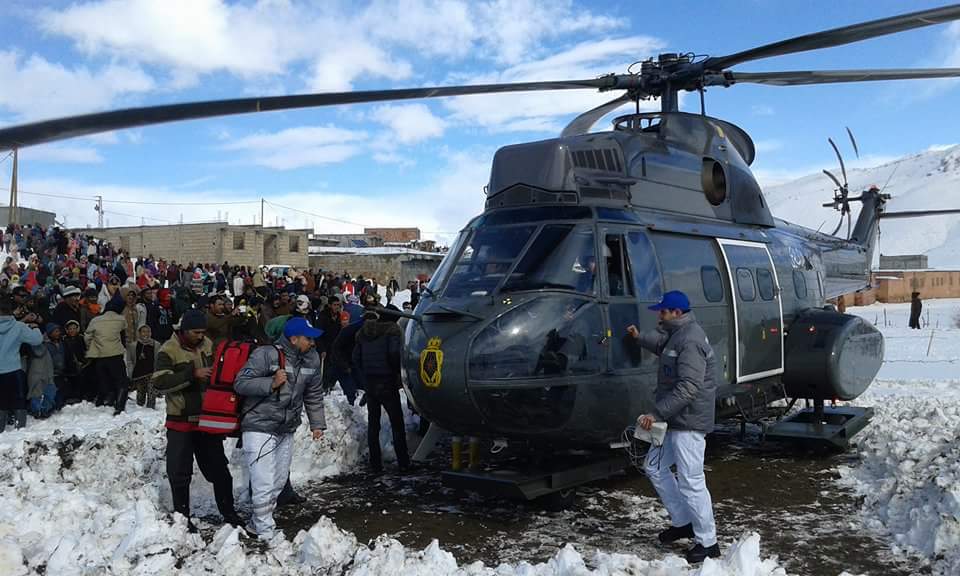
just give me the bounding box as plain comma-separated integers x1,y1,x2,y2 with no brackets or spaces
84,222,310,268
309,246,442,284
872,270,960,303
364,227,420,243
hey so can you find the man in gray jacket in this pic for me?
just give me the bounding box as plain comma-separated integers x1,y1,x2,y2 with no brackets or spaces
234,316,326,541
626,290,719,564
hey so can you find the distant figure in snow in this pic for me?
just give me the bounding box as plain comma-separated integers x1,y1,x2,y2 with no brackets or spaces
909,291,923,330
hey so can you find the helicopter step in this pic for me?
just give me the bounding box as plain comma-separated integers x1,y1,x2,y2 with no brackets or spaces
441,451,627,508
762,401,874,450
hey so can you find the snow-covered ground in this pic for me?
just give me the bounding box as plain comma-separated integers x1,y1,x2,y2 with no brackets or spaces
4,298,958,575
843,299,960,576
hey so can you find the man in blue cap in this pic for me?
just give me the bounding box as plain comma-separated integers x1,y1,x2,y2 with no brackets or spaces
234,316,327,541
626,290,719,563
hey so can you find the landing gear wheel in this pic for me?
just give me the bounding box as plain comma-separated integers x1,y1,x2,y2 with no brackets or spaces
538,487,576,511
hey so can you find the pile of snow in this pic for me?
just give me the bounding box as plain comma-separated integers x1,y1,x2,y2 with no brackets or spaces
0,395,791,575
764,144,960,268
840,301,960,575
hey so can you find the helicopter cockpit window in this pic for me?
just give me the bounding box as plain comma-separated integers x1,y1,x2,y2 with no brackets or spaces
443,226,535,297
627,231,662,301
426,230,468,296
604,235,632,297
469,296,603,380
501,225,596,294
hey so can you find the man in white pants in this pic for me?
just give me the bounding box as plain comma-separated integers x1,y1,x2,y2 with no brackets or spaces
235,317,326,541
627,290,719,564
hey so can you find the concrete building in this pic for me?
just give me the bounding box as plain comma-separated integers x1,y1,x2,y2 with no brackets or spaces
310,233,384,248
0,205,57,228
879,254,928,270
872,269,960,302
309,246,444,284
364,227,420,243
83,222,310,268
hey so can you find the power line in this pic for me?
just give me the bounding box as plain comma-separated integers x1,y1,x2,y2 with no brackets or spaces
265,200,367,228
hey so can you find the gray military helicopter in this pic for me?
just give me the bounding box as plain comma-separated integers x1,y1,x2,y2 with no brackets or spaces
3,4,960,502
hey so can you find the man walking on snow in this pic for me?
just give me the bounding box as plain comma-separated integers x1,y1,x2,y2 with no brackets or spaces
626,290,720,564
234,317,327,541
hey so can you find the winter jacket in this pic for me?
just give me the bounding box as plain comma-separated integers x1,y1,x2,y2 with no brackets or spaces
45,340,65,376
0,316,43,374
152,334,214,427
205,312,239,346
234,336,326,434
26,343,54,399
352,318,402,394
52,302,81,331
628,312,717,434
84,311,126,358
125,339,161,378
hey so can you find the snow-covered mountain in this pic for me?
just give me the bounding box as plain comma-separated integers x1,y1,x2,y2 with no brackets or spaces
763,145,960,269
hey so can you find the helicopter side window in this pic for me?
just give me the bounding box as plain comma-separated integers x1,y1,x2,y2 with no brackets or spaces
444,226,535,297
604,235,632,297
756,268,775,301
501,225,597,294
736,268,756,301
793,269,808,299
626,231,662,301
701,266,724,302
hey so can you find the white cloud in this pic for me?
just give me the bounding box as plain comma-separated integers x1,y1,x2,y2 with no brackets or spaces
754,139,783,154
221,125,367,170
0,51,154,120
443,36,666,132
751,104,775,116
19,145,103,164
371,104,446,143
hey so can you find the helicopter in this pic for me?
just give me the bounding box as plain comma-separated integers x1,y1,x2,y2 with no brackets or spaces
3,4,960,501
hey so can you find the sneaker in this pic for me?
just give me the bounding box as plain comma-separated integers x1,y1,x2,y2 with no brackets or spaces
685,543,720,564
658,523,695,544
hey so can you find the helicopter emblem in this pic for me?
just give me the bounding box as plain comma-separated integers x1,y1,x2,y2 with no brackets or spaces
420,337,444,388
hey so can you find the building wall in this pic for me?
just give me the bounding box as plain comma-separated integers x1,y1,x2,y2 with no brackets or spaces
878,254,928,270
83,223,309,269
0,205,57,228
364,227,420,243
874,270,960,302
309,253,442,283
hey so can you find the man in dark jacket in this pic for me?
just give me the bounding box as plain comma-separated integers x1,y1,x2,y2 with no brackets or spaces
626,290,719,564
909,291,922,329
234,317,326,541
52,286,82,330
151,310,242,531
352,296,409,474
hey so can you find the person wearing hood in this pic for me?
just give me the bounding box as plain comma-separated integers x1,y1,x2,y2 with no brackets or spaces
0,295,43,431
151,309,243,531
126,324,161,408
352,294,409,474
62,320,87,404
85,292,130,414
626,291,719,564
234,317,327,541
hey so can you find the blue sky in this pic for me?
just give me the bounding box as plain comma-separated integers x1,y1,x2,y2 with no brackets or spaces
0,0,958,242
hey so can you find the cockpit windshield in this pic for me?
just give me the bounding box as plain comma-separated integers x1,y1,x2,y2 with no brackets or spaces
443,226,536,297
440,223,597,297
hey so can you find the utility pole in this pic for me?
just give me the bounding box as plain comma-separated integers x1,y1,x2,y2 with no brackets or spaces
96,195,104,228
260,198,264,227
8,148,18,225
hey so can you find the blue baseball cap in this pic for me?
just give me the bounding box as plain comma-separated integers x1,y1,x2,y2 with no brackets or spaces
648,290,691,312
284,317,323,339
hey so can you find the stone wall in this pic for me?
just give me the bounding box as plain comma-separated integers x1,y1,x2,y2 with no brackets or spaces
874,270,960,302
309,253,442,284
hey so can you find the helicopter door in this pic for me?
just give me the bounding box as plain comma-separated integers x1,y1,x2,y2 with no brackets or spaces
716,239,784,383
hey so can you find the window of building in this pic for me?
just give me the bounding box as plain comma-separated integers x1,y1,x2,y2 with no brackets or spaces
233,232,245,250
289,235,300,253
756,268,775,301
736,268,756,301
701,266,724,302
793,269,807,299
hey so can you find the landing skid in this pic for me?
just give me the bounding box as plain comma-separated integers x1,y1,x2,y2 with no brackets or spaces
762,403,874,449
441,452,627,508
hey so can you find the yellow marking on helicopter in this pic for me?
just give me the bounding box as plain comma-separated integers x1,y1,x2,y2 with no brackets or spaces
420,337,444,388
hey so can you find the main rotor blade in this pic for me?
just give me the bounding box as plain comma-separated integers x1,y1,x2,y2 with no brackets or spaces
703,4,960,70
880,209,960,219
828,137,848,188
722,68,960,86
561,93,634,138
0,78,612,151
846,127,860,159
